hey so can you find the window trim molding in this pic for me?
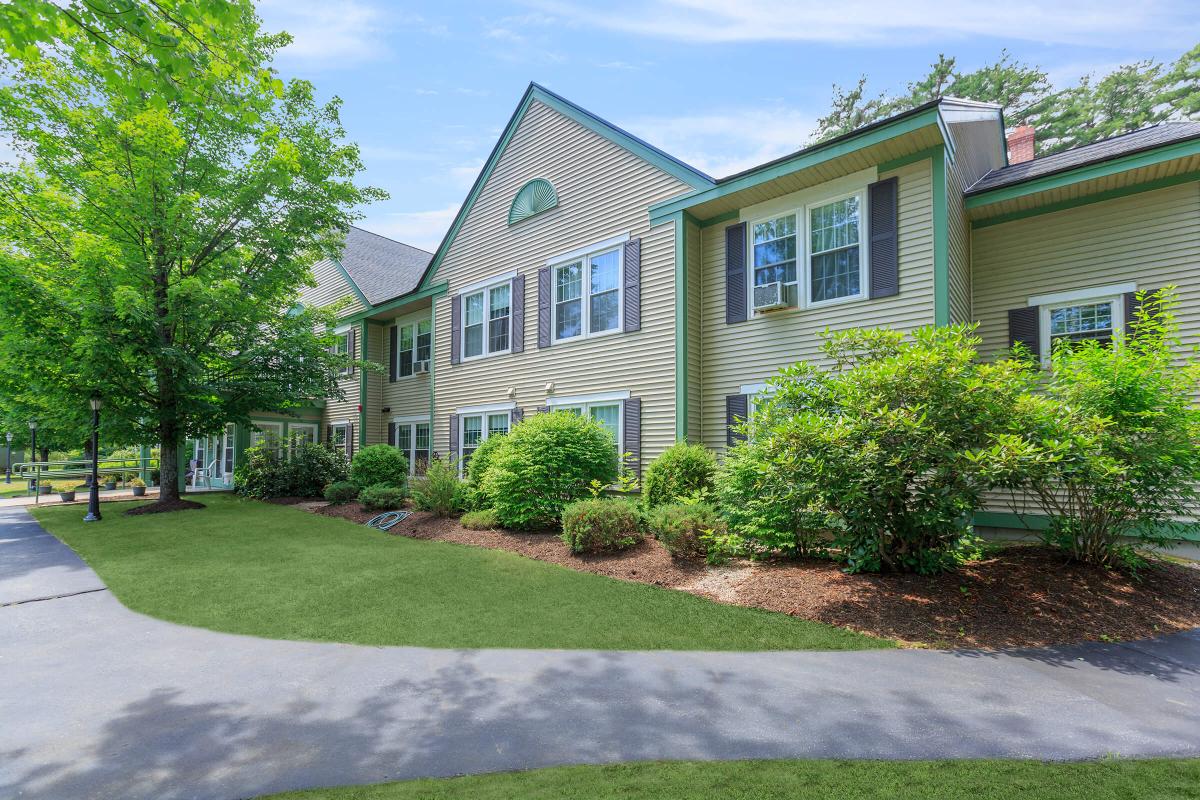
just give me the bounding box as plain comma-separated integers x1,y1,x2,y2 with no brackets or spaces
1034,286,1129,361
455,401,517,415
1027,282,1136,308
744,184,871,318
546,233,630,267
460,277,514,362
391,317,432,380
390,414,429,424
547,389,631,407
550,244,625,344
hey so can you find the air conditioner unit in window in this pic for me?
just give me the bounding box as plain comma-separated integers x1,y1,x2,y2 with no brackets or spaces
752,281,791,312
413,359,430,374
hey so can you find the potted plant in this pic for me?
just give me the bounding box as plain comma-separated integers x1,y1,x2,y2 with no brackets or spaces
130,477,147,497
56,483,76,502
37,481,53,495
102,474,117,491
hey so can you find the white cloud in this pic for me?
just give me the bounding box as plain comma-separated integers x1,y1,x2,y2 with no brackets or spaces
446,161,485,191
530,0,1198,48
624,106,817,178
367,204,460,251
258,0,421,68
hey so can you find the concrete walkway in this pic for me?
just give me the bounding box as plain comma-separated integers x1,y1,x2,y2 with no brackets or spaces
1,507,1198,800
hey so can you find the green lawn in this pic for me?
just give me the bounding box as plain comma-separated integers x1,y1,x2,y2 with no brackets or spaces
31,494,886,650
260,759,1200,799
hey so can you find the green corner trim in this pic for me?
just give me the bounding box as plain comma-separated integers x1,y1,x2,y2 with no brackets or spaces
672,211,689,441
428,293,437,451
417,84,713,291
332,257,370,309
649,107,942,222
965,136,1200,210
973,511,1200,543
931,145,950,326
971,170,1200,229
358,320,368,447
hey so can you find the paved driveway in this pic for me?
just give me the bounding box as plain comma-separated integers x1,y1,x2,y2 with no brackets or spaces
1,506,1198,800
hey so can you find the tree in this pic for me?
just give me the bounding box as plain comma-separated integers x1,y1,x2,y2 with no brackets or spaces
0,0,384,509
1033,60,1172,153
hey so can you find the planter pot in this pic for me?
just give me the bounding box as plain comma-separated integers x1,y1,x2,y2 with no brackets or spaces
132,486,146,497
58,491,76,502
103,482,116,491
38,485,52,495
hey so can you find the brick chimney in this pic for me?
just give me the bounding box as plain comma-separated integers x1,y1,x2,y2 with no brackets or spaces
1007,125,1036,164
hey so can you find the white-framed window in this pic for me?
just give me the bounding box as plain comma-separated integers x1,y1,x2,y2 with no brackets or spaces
289,423,318,456
392,418,432,474
552,245,623,342
460,279,512,361
739,383,774,424
459,411,510,468
332,330,352,375
328,422,350,457
251,421,284,457
746,187,867,313
394,318,433,378
1030,284,1130,360
548,391,628,452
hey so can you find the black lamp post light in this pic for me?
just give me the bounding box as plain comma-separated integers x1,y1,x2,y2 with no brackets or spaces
4,431,11,484
28,419,37,493
84,393,102,522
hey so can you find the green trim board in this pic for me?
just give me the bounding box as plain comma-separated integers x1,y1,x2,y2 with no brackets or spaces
973,511,1200,543
415,82,713,292
358,320,368,447
971,170,1200,229
931,145,950,326
965,135,1200,209
697,209,739,228
876,145,943,176
428,293,437,452
649,106,944,224
669,211,690,441
331,257,370,308
340,283,448,325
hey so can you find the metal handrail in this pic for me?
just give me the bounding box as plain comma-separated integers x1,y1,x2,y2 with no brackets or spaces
12,456,159,504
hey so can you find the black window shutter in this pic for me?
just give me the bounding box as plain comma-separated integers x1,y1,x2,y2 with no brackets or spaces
512,274,525,353
868,176,899,299
348,328,357,375
622,397,641,477
537,267,552,348
725,223,747,324
510,407,524,426
623,237,641,333
387,422,397,447
347,422,355,460
1008,306,1040,356
1125,288,1159,338
726,394,748,447
450,295,462,365
535,405,550,415
388,325,398,382
448,414,460,458
325,425,332,445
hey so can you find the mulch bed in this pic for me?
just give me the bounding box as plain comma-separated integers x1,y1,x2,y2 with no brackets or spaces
297,500,1200,650
124,498,206,515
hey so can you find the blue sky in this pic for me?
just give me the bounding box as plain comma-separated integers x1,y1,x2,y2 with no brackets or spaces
256,0,1199,252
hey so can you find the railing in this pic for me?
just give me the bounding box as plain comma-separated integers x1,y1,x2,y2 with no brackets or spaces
10,456,159,504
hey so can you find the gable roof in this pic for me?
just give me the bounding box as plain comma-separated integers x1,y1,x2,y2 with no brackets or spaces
336,226,432,306
414,82,715,290
967,121,1200,195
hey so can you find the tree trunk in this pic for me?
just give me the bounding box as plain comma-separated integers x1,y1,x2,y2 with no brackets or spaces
158,432,181,503
39,447,49,464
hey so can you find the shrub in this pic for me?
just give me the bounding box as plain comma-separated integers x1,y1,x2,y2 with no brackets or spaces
974,288,1200,569
646,502,725,559
721,325,1035,574
560,499,642,554
359,483,407,511
410,456,465,516
461,508,500,530
350,444,409,491
641,441,717,511
130,477,146,488
462,433,506,510
484,410,620,530
324,480,360,504
236,441,348,499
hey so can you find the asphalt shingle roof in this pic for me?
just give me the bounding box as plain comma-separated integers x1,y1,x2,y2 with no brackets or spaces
967,121,1200,195
337,226,432,306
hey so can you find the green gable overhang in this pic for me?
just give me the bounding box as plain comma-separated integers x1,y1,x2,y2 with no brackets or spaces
412,82,715,291
967,136,1200,228
648,100,953,226
339,281,447,326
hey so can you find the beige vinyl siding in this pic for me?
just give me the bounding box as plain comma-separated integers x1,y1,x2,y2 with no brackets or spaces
381,307,434,426
363,323,385,444
685,215,702,443
300,258,365,317
946,157,972,324
700,158,937,452
322,323,362,439
972,180,1200,517
429,99,692,467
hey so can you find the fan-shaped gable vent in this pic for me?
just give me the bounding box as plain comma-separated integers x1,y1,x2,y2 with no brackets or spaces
508,178,558,225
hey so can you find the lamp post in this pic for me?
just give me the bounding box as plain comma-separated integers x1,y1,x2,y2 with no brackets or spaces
4,432,11,484
84,394,102,522
28,420,37,493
